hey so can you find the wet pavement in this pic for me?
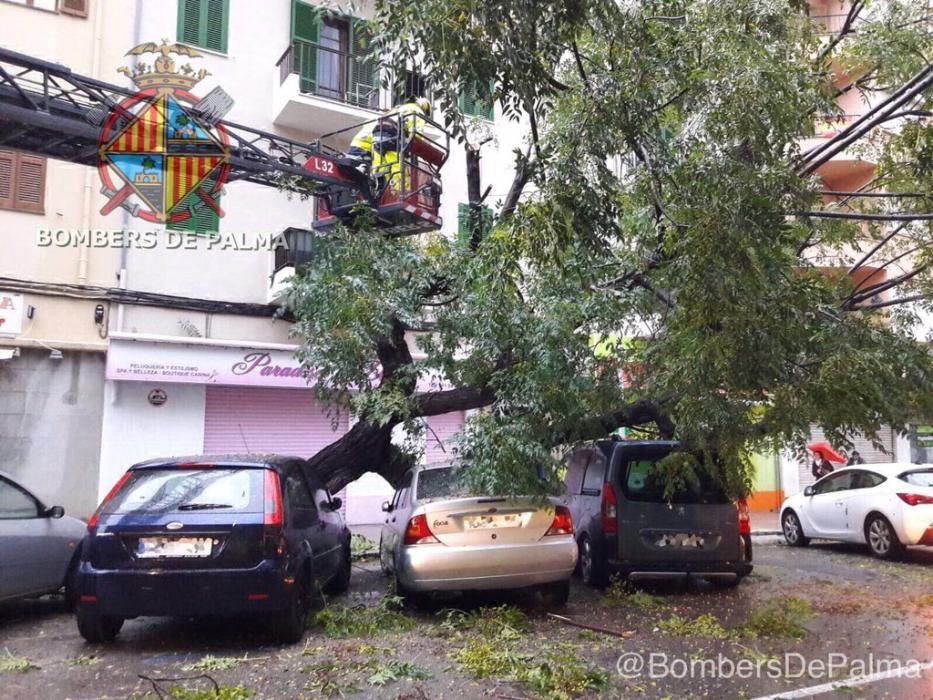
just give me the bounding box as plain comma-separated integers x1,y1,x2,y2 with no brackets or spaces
0,538,930,699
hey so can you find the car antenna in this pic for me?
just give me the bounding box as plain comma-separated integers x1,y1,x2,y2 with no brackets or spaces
238,424,251,453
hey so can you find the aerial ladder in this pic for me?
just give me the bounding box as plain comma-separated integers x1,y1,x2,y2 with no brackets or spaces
0,47,450,236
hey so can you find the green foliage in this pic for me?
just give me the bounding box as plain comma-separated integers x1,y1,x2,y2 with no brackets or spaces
289,0,933,496
741,597,812,639
366,660,432,686
312,596,416,638
181,655,244,673
658,613,737,640
436,605,530,641
67,654,102,667
0,650,36,673
349,533,377,558
603,577,667,610
453,640,608,699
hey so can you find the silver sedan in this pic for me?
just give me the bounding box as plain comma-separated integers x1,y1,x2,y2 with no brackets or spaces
0,471,86,606
379,465,577,605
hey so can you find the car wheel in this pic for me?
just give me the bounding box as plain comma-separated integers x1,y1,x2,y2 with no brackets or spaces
865,514,904,560
271,574,310,644
539,580,571,608
325,546,352,594
76,609,123,643
579,536,608,588
782,510,810,547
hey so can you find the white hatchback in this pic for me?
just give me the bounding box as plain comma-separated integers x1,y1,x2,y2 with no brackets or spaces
780,464,933,559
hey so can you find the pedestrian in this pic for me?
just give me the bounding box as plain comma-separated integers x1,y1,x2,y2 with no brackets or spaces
847,449,865,465
811,455,834,479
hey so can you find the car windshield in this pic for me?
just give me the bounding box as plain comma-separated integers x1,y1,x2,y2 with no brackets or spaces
416,467,474,502
901,469,933,488
621,458,730,504
106,468,260,514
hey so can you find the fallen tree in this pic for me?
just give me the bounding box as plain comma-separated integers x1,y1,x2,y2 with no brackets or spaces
289,0,933,495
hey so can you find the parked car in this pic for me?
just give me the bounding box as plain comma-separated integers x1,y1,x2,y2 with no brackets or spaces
379,464,577,606
75,455,351,644
565,440,753,587
0,471,86,606
781,464,933,559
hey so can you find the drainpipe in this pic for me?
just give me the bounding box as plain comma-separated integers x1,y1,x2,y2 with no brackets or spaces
78,0,105,283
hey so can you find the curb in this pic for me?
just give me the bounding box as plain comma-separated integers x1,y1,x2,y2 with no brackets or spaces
751,530,782,537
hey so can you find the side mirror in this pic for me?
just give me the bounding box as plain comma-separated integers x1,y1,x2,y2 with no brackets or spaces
381,501,393,513
46,505,65,519
330,497,342,511
804,486,814,497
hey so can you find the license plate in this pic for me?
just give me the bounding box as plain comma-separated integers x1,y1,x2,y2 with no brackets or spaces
656,533,706,548
136,537,214,558
464,513,523,530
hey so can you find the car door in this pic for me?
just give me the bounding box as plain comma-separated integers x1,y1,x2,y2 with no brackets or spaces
805,472,854,538
382,470,413,570
0,476,63,599
311,482,343,577
564,448,591,536
842,470,887,541
282,468,328,585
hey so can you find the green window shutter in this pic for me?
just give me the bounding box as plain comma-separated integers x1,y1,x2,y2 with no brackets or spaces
177,0,228,53
292,0,320,94
178,0,202,46
349,19,377,108
459,81,494,120
457,203,492,246
204,0,228,53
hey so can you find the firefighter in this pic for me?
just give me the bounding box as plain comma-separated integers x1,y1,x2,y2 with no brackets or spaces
346,97,431,173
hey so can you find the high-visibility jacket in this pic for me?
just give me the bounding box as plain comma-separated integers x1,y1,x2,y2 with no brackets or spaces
351,102,425,153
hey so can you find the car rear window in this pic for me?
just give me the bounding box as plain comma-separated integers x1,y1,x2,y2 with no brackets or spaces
621,458,730,504
900,469,933,488
416,467,473,502
106,468,263,514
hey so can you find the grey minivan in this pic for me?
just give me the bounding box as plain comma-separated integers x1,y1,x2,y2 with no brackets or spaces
565,440,753,587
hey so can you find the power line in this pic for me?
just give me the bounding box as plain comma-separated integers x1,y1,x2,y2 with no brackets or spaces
792,211,933,221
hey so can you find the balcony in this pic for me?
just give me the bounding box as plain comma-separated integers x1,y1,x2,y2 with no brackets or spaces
799,113,878,187
273,40,388,136
269,227,317,304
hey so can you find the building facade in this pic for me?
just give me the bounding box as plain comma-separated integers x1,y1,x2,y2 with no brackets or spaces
0,0,523,522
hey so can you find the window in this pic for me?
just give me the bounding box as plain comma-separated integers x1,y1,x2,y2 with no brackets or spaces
0,150,46,214
0,479,39,519
459,81,495,120
167,182,220,234
178,0,229,54
622,458,729,504
850,471,885,490
812,471,853,495
582,453,607,494
316,17,349,101
565,449,591,495
107,469,260,513
274,227,317,272
900,469,933,488
285,472,315,510
3,0,57,12
59,0,88,16
394,471,413,509
416,467,472,502
457,203,493,247
394,70,430,106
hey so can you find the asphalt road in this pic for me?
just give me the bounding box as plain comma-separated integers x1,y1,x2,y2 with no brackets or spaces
0,539,930,700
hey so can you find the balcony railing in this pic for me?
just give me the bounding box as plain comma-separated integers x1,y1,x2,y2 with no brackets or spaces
276,39,385,111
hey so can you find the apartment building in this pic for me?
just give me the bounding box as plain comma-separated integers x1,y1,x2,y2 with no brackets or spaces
0,0,525,521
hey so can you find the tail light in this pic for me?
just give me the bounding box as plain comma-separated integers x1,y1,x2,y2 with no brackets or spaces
263,470,285,557
403,514,439,545
601,482,618,534
737,498,751,536
545,505,574,536
897,493,933,506
86,470,132,535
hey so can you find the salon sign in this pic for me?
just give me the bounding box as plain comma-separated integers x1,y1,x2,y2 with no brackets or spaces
106,339,311,388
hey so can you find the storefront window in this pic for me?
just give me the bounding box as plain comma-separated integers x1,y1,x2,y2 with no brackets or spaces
909,425,933,464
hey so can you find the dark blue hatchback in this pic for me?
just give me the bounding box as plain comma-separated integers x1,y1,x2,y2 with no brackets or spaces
75,455,351,644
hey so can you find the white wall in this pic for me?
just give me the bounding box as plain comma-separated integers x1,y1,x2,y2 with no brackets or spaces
97,381,206,500
345,471,393,525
